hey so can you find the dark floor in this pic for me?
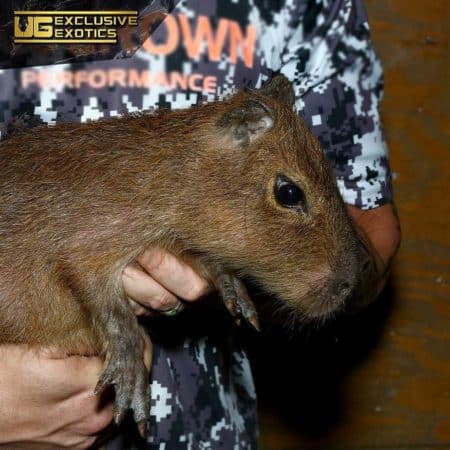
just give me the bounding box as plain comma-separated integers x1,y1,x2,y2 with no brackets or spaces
255,1,450,449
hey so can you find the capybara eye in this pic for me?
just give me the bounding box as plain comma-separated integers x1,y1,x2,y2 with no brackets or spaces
274,175,307,212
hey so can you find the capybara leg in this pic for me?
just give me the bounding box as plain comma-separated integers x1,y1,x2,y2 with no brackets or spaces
60,265,151,437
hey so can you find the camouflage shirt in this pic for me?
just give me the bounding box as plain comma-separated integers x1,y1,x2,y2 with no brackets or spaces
0,0,392,448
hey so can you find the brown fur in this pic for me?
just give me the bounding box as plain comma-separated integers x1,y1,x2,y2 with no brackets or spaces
0,76,368,428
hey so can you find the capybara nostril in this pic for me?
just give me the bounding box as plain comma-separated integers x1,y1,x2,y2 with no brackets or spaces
331,279,352,297
362,258,371,272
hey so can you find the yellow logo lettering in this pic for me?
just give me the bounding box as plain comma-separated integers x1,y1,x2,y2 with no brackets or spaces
34,16,53,38
14,16,33,37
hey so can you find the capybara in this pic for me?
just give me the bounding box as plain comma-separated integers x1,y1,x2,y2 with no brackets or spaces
0,75,371,433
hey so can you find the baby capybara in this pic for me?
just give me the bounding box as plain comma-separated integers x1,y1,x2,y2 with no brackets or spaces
0,75,370,433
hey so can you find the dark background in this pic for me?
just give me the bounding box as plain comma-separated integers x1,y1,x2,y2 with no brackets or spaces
253,1,450,449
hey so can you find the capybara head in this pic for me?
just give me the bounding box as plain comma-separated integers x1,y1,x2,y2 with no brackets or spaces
167,75,369,320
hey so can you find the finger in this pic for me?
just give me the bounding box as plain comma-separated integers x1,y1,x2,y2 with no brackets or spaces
137,248,211,301
122,262,180,311
26,349,112,404
127,297,153,317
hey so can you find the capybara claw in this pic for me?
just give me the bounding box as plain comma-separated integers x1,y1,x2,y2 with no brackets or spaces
138,420,150,438
114,410,126,426
94,373,113,395
248,315,261,331
94,380,105,396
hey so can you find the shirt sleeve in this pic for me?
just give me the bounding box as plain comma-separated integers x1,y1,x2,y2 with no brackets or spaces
278,0,392,209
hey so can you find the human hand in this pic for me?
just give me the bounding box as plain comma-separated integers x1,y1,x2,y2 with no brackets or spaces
347,203,401,303
0,339,152,450
122,247,212,316
0,345,111,450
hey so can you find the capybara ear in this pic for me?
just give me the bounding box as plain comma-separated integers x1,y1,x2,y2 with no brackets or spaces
217,99,273,146
258,74,295,106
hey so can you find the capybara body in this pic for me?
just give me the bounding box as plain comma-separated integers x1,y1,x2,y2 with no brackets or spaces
0,76,368,429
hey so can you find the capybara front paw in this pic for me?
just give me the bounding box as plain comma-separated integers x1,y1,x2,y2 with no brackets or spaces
216,273,260,330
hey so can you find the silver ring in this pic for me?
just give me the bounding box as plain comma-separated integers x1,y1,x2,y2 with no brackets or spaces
161,301,184,317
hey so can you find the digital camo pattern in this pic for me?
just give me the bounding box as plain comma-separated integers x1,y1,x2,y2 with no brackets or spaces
0,1,392,449
280,0,393,207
